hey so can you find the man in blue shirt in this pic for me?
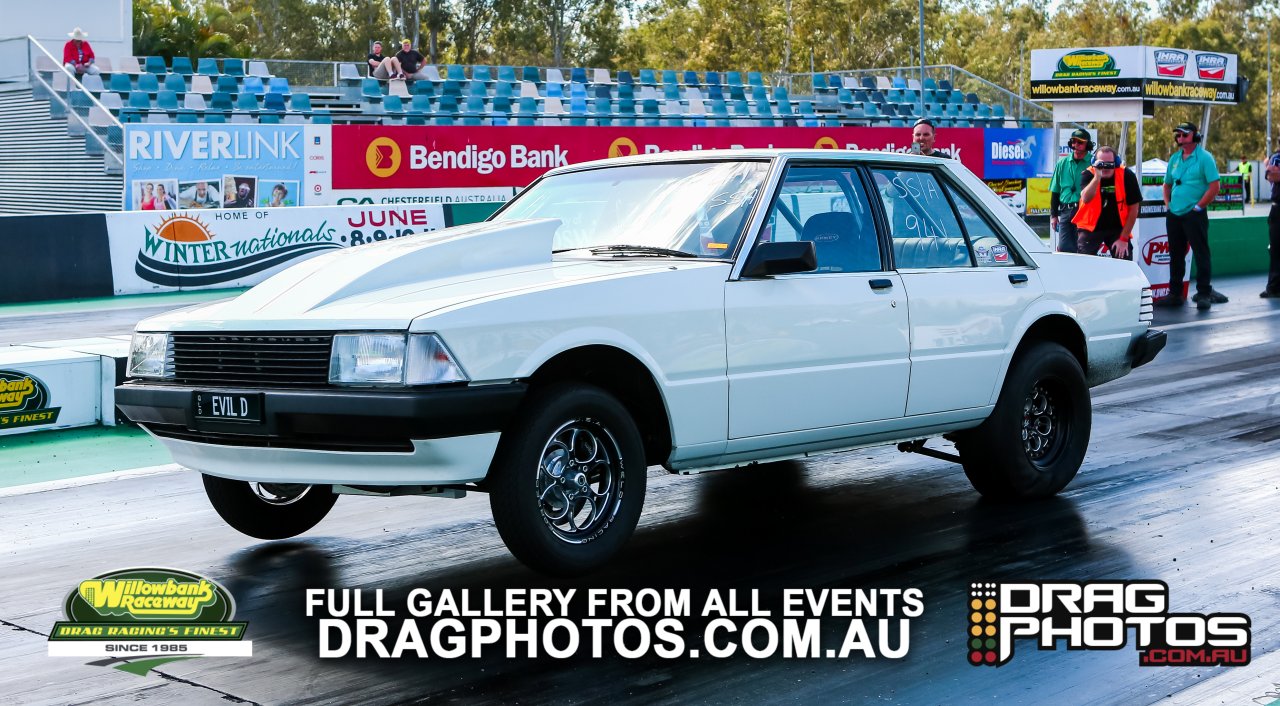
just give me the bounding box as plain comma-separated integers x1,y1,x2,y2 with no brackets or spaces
1264,142,1280,298
1158,122,1222,310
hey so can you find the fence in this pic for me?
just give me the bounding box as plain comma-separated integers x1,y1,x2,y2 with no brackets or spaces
17,35,124,171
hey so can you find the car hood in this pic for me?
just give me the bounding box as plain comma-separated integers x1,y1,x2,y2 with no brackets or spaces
139,218,719,331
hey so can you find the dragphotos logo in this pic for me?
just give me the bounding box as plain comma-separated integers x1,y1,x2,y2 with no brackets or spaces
967,581,1250,668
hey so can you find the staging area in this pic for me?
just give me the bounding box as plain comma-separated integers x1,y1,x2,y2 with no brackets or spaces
2,274,1279,704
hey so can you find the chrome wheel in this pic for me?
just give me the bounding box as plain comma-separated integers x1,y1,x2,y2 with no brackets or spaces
1022,382,1066,466
253,483,311,506
536,419,625,544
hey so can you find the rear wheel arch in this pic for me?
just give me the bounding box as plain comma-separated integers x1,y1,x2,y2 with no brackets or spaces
524,345,673,467
1014,314,1087,371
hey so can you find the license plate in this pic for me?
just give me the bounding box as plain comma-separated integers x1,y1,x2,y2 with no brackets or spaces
194,391,263,423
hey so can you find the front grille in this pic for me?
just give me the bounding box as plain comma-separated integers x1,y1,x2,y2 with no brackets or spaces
1140,287,1154,323
171,332,333,388
144,423,413,453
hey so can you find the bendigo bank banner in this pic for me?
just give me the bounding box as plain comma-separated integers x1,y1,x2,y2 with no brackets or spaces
327,125,991,191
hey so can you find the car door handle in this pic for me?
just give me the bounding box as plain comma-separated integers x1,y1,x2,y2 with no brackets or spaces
1008,273,1029,285
869,278,894,290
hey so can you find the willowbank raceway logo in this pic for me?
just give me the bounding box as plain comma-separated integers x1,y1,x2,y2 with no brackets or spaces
0,369,60,430
966,581,1250,667
1053,50,1120,79
48,568,251,676
135,213,341,287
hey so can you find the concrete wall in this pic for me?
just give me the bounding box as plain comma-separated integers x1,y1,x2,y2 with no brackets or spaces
0,0,133,62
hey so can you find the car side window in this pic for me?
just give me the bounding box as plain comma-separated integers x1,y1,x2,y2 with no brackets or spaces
945,183,1021,267
870,168,972,269
758,166,882,273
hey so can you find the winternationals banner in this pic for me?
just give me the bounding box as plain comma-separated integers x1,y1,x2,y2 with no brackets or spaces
329,126,987,191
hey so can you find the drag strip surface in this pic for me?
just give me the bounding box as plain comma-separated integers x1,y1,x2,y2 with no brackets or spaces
4,282,1280,705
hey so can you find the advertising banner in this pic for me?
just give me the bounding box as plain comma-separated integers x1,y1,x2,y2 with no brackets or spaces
105,204,447,294
124,124,309,211
983,128,1054,179
0,348,100,436
327,125,989,192
1026,177,1052,216
984,179,1027,216
1030,45,1239,104
1135,174,1191,299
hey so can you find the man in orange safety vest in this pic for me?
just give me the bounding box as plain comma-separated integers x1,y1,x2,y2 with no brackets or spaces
1072,145,1141,259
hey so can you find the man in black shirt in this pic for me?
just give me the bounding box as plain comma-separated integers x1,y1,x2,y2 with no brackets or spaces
910,118,955,158
1264,142,1280,297
395,39,426,79
1072,146,1141,259
367,41,384,77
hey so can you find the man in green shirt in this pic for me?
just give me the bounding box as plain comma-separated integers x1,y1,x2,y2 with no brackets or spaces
1159,121,1222,310
1049,128,1093,252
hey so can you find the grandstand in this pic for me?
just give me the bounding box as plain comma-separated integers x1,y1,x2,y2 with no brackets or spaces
1,34,1051,213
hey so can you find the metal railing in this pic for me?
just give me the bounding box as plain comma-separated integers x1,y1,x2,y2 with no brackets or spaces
21,35,124,171
778,64,1053,125
259,59,343,89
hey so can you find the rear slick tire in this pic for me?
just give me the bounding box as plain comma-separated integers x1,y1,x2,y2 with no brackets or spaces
488,383,647,577
202,475,338,540
955,341,1091,501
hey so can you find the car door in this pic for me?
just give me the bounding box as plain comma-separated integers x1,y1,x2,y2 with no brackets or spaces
867,166,1044,417
724,163,911,440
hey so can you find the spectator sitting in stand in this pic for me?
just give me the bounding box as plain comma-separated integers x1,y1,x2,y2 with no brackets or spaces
366,41,385,77
62,27,99,76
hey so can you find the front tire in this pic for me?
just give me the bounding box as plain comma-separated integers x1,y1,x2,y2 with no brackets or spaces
955,341,1091,500
202,475,338,540
488,383,647,576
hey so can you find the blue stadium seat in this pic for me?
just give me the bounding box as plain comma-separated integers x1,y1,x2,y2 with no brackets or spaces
441,80,462,97
163,73,186,93
128,91,152,111
639,69,657,86
892,75,907,89
546,81,563,98
144,56,166,74
290,93,311,113
923,77,938,91
242,76,265,94
616,83,634,100
515,96,538,125
705,84,723,101
592,84,612,100
410,95,433,113
813,74,828,91
853,89,870,103
446,65,465,81
860,76,876,90
473,65,492,82
383,95,404,113
887,88,902,103
725,71,743,87
569,82,587,99
259,113,281,124
663,83,680,101
497,65,516,82
410,80,434,97
772,85,788,101
137,73,160,94
977,103,991,118
937,79,952,92
437,94,458,114
215,75,238,93
223,58,245,77
311,110,332,124
464,80,485,97
836,88,853,106
361,78,382,100
747,72,763,87
750,85,767,103
521,66,540,83
204,112,226,123
570,67,587,84
176,109,198,123
495,81,514,99
235,92,259,111
992,104,1005,118
492,95,512,115
263,92,287,112
660,69,677,86
109,73,132,93
616,70,634,85
209,91,233,111
705,71,721,87
683,70,700,87
156,90,180,112
405,111,427,126
965,92,980,104
171,57,194,75
198,58,220,76
268,77,290,94
731,99,750,117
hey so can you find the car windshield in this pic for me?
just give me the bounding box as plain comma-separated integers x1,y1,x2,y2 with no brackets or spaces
492,160,771,258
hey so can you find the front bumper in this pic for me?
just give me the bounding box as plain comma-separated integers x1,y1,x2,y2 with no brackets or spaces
1129,329,1167,369
115,382,526,484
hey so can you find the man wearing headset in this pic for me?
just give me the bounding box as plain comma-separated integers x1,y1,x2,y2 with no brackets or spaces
1159,121,1223,310
1049,128,1093,253
1072,146,1140,259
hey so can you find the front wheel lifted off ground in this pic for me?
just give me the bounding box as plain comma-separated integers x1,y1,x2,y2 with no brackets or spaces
203,475,339,540
954,340,1091,500
488,382,647,576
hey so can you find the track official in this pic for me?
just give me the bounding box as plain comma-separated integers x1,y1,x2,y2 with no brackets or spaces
1160,122,1223,310
1072,146,1140,259
1049,129,1093,253
1263,142,1280,298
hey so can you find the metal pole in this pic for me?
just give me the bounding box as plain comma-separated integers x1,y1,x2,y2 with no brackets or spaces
919,0,926,118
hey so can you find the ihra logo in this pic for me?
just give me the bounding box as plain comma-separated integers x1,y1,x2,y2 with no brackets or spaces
1154,50,1188,78
1054,50,1120,78
966,581,1250,668
0,369,60,429
1142,234,1172,266
1197,53,1228,81
48,568,252,676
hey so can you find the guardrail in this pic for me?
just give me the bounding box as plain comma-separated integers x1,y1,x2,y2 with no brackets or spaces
21,35,124,172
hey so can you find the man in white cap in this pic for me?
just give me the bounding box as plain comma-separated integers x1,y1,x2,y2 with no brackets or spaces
62,28,99,76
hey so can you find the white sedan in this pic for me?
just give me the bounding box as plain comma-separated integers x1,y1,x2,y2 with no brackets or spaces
117,149,1165,575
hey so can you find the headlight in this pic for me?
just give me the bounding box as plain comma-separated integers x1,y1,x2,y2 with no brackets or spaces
329,333,468,386
128,333,172,379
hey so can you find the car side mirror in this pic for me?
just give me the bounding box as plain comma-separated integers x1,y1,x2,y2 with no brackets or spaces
740,241,818,278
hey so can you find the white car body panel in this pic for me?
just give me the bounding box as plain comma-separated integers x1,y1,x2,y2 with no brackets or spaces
127,149,1157,486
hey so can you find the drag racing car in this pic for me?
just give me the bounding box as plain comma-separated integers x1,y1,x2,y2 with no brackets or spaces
116,149,1166,575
